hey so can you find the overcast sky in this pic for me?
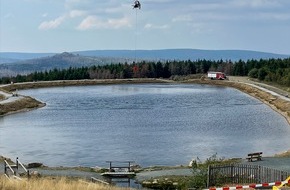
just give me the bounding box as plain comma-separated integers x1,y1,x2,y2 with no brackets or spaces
1,0,290,54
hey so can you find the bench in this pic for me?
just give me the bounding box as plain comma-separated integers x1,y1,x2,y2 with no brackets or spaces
247,152,262,162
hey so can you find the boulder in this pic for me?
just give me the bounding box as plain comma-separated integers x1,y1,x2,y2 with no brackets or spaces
27,162,43,168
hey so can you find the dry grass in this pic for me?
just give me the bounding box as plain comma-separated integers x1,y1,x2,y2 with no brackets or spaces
275,150,290,157
0,96,45,116
0,176,125,190
0,94,5,101
0,79,170,92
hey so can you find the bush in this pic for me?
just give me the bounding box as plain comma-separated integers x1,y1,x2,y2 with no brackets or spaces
258,68,268,81
190,154,241,189
248,68,258,78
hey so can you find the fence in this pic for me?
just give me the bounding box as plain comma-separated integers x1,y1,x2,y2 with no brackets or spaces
4,157,30,180
208,164,290,187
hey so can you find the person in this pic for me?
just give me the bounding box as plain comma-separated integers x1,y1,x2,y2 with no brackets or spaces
133,0,141,9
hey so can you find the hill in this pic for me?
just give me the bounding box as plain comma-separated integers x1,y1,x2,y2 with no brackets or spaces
0,52,131,77
0,49,289,77
0,52,54,64
74,49,290,61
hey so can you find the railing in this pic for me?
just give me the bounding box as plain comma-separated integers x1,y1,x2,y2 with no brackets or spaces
4,159,16,176
91,177,110,185
208,164,290,188
17,158,30,177
4,157,30,180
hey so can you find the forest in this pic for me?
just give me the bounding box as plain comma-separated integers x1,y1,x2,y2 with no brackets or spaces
0,58,290,87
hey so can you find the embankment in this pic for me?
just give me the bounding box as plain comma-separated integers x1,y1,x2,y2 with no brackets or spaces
1,78,289,125
0,78,169,91
185,79,290,125
0,96,45,116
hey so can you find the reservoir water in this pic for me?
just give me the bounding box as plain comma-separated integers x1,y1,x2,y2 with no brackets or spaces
0,84,289,167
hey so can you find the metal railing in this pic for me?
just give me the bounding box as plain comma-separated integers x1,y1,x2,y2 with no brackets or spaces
208,164,290,187
4,157,30,180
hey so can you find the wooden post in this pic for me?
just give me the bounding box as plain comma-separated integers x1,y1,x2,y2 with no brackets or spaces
207,165,211,188
4,159,7,175
16,157,19,170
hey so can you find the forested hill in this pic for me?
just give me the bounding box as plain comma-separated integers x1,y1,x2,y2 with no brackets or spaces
74,49,290,61
2,58,290,87
1,49,289,77
0,52,131,77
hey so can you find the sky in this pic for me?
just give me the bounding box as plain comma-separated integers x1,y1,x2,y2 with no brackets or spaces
1,0,290,54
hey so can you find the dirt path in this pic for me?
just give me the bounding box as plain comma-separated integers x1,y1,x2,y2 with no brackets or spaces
0,91,24,104
229,76,290,100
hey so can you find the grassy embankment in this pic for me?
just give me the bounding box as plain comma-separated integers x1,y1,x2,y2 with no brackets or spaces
0,176,125,190
0,96,45,116
0,78,169,92
184,79,290,125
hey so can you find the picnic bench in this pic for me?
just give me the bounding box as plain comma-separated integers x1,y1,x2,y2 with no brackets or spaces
247,152,263,162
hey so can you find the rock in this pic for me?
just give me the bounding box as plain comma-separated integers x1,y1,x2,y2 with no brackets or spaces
130,164,142,171
189,159,197,167
93,166,104,172
30,170,41,177
27,162,43,168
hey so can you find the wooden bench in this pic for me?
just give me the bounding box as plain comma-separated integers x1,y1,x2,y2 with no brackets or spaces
247,152,262,162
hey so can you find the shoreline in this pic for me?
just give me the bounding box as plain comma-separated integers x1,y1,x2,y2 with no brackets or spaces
0,78,289,157
184,79,290,125
0,95,46,116
1,77,290,125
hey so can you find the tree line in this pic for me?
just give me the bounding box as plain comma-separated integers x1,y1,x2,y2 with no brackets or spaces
1,58,290,87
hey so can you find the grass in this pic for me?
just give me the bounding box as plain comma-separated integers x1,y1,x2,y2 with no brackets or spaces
275,150,290,157
0,94,5,101
0,156,14,164
0,96,45,116
0,176,126,190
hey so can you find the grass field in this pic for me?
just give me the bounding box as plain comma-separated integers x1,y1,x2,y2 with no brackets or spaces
0,176,125,190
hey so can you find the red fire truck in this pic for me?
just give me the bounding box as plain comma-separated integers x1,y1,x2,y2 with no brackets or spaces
207,72,226,80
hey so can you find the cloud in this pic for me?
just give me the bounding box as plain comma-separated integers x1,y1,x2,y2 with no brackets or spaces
38,16,66,30
69,10,86,18
37,0,290,32
172,15,192,22
144,23,169,30
77,15,131,30
231,0,281,9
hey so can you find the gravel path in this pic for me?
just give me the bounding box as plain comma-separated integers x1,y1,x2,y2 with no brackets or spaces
0,89,23,104
229,76,290,101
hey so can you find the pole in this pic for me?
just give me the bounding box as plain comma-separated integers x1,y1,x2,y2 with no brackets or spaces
134,8,138,63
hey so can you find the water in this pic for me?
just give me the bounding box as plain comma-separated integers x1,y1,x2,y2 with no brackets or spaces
0,84,289,167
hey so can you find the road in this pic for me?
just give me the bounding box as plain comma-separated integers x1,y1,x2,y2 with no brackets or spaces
229,76,290,101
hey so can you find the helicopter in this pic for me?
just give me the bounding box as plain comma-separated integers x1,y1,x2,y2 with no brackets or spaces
133,0,141,9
